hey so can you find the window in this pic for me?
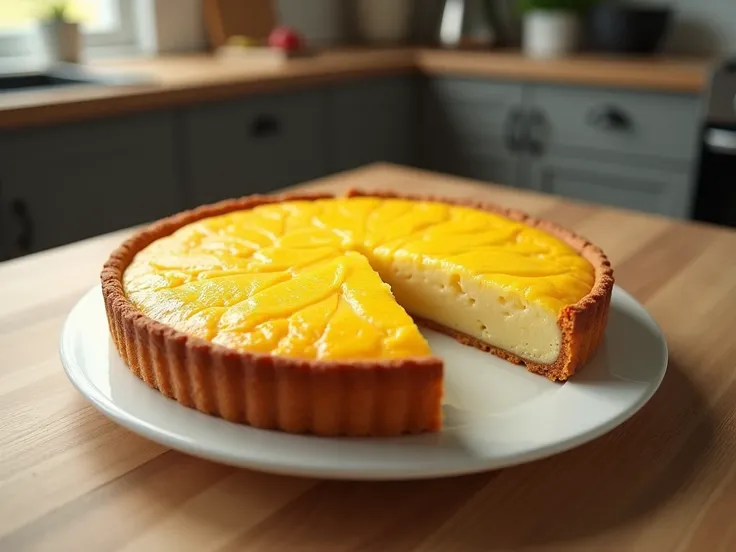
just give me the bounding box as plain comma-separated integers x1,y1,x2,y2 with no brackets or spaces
0,0,140,61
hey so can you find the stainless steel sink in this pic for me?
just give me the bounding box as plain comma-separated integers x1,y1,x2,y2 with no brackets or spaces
0,72,94,92
0,63,154,94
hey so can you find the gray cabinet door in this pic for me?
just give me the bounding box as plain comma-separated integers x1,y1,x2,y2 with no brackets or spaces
420,76,525,187
328,77,417,172
0,112,184,259
183,90,329,206
530,84,701,164
424,134,522,186
527,155,695,218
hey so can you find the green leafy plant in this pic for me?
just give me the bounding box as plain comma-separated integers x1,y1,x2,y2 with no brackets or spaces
517,0,598,14
30,1,73,22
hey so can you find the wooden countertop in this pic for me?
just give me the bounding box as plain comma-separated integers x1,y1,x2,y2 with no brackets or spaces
1,163,735,551
0,47,711,131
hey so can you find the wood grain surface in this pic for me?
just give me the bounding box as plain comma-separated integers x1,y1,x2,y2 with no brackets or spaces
0,48,710,131
2,164,735,551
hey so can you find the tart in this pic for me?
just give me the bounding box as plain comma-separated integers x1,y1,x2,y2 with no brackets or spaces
101,190,614,437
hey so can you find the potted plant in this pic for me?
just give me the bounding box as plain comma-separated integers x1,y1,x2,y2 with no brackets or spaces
518,0,595,58
37,1,81,64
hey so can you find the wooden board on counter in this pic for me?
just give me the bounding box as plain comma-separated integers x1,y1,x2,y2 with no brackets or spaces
1,164,736,550
203,0,277,49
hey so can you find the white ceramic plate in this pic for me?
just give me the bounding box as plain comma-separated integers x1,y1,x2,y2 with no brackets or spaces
60,285,667,480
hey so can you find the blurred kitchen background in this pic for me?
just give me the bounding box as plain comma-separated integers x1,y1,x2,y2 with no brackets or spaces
0,0,734,261
30,0,730,56
14,0,727,56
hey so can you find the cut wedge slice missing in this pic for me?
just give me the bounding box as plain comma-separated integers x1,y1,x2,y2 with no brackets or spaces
101,191,613,436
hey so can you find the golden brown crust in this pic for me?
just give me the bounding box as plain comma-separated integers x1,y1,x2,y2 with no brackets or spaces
101,189,613,436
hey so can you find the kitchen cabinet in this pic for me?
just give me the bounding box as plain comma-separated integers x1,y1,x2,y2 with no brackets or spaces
420,76,701,218
529,84,701,163
183,89,329,206
328,77,418,172
0,70,706,261
421,76,526,187
422,134,521,186
527,156,695,218
0,112,184,259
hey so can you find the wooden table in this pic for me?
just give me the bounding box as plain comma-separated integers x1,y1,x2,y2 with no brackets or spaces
2,164,735,551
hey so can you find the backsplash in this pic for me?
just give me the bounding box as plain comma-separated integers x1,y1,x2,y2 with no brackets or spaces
413,0,736,55
149,0,735,56
148,0,208,53
647,0,736,56
149,0,350,52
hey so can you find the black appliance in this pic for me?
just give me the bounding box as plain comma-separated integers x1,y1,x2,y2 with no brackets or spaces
586,2,672,54
693,59,736,228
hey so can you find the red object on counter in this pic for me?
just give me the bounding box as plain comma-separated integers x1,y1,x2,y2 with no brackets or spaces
268,26,304,52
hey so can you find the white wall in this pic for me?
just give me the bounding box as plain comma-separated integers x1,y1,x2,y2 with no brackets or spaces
277,0,349,44
133,0,206,54
143,0,736,56
150,0,207,53
416,0,736,56
144,0,347,54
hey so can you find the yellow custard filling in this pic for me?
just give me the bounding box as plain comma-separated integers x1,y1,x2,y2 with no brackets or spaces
124,197,595,363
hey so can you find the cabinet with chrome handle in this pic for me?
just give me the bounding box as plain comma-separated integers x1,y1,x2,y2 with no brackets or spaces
250,114,281,139
423,75,699,217
0,175,33,257
586,105,633,132
10,198,34,254
502,106,526,153
527,108,550,156
502,108,551,157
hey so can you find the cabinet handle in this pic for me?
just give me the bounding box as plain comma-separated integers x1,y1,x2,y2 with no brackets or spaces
587,105,632,131
10,199,34,254
528,108,550,156
250,115,280,138
503,107,525,153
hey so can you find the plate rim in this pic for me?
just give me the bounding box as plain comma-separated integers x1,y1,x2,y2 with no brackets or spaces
60,285,668,480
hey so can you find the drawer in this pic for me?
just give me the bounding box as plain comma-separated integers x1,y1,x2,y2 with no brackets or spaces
532,85,701,162
5,111,177,158
424,77,524,141
185,90,324,147
183,90,328,205
423,103,515,144
427,76,524,106
529,155,695,218
422,134,521,187
331,110,415,171
329,77,416,172
331,76,416,110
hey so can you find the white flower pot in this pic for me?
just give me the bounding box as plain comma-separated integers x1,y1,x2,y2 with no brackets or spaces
356,0,413,44
40,20,81,64
522,10,579,59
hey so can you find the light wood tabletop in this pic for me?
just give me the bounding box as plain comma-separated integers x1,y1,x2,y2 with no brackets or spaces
2,164,735,551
